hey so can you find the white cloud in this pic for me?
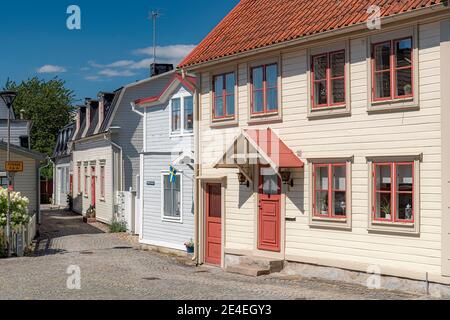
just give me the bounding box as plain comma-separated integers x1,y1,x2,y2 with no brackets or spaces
98,69,136,77
88,60,135,69
37,65,67,74
132,44,196,61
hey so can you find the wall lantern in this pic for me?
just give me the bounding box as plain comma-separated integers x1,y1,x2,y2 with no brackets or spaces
281,170,294,187
237,172,249,188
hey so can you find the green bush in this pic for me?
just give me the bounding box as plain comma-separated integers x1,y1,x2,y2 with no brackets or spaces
109,219,127,233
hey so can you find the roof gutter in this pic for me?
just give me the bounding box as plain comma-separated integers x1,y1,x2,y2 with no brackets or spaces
180,4,449,71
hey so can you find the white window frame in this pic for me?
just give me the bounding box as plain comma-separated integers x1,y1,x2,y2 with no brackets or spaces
0,172,8,189
160,170,183,223
367,155,421,235
169,91,194,137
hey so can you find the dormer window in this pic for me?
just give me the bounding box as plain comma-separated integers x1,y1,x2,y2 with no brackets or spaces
170,94,194,136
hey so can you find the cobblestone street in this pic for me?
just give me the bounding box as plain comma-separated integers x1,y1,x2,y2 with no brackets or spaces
0,208,428,300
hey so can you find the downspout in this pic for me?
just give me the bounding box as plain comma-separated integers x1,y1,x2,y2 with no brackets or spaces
103,133,123,221
131,101,144,117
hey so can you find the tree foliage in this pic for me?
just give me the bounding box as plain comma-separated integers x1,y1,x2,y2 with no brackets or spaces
4,77,76,178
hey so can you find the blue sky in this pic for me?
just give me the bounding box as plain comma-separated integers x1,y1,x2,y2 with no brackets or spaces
0,0,239,103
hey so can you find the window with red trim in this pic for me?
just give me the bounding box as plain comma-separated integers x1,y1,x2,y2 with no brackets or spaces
251,64,278,115
213,73,235,119
311,51,346,108
100,165,105,198
372,38,413,101
313,163,347,218
84,166,88,194
77,166,81,194
373,162,414,223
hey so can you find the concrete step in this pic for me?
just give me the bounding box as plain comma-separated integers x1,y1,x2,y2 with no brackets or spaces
239,256,284,273
226,265,271,277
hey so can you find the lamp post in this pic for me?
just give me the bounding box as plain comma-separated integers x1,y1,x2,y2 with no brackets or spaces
0,90,18,257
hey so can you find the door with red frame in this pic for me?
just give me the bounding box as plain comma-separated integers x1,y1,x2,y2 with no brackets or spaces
258,167,281,252
205,183,222,266
91,166,96,207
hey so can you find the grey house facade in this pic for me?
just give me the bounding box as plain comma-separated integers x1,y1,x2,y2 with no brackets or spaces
133,73,196,251
52,123,75,207
71,67,175,232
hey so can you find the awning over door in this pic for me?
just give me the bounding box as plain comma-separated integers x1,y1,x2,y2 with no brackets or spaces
214,128,304,173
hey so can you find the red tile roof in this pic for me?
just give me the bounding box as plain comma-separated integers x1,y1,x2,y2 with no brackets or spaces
179,0,446,68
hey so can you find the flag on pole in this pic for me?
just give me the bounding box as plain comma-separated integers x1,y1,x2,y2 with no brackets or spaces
169,165,177,183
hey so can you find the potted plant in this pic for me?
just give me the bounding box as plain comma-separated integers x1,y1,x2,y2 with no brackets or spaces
83,205,96,223
320,194,328,215
380,199,391,220
404,84,412,96
184,239,195,254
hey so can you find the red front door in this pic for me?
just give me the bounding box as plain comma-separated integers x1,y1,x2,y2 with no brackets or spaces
205,183,222,266
91,166,96,207
258,168,281,252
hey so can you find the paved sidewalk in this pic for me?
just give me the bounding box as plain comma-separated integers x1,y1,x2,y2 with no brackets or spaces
0,208,428,300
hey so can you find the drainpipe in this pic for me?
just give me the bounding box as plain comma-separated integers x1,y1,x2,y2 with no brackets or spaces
130,101,144,117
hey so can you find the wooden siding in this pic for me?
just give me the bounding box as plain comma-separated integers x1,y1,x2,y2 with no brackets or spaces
198,21,445,275
0,121,29,147
72,138,114,223
110,72,174,191
141,85,195,250
0,150,38,214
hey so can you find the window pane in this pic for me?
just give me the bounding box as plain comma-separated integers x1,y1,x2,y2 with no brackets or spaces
225,73,235,94
333,166,346,190
215,97,224,117
375,72,391,99
376,165,391,191
397,164,413,192
184,96,193,132
252,67,263,90
171,98,181,132
314,81,327,105
315,166,329,190
316,191,329,216
253,90,264,113
375,192,392,220
331,79,345,104
266,64,278,88
333,191,346,216
163,175,181,218
395,38,412,68
267,88,278,111
226,95,235,116
314,55,327,80
331,52,345,78
263,174,279,195
397,193,413,221
374,42,391,71
395,68,412,97
214,76,223,97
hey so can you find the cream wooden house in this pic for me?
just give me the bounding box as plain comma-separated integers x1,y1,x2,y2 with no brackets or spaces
178,0,450,291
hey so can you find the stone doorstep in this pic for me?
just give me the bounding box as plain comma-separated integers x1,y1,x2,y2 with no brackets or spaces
225,256,285,277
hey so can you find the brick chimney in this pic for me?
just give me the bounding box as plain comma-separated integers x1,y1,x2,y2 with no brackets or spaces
85,98,92,129
76,106,87,132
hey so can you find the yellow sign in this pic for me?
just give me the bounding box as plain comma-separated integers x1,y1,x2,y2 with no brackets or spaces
5,161,24,173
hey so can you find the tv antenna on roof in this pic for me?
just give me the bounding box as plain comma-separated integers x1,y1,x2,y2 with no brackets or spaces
149,10,161,64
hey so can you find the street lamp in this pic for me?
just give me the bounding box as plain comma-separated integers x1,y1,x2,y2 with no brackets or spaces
0,90,18,257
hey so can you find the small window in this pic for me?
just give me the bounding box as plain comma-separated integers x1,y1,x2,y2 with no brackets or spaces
251,64,278,115
162,172,182,221
84,167,88,195
0,174,8,189
77,166,81,194
372,38,413,101
213,73,235,119
19,136,29,149
100,165,105,199
373,162,414,223
312,50,346,108
171,98,181,133
184,96,194,132
313,163,347,218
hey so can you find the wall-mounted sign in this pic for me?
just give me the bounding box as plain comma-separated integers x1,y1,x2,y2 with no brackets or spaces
5,161,24,173
147,181,156,186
